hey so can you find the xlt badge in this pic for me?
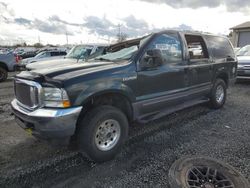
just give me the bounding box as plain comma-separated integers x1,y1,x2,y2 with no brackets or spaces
123,76,137,81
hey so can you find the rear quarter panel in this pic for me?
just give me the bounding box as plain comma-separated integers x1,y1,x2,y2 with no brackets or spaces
203,35,237,83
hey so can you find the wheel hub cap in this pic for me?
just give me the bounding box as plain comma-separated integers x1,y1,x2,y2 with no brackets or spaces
95,119,121,151
186,166,234,188
215,85,224,104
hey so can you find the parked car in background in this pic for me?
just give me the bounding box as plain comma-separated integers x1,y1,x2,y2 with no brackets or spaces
0,48,13,54
15,51,37,63
17,50,67,70
234,47,241,53
26,44,107,70
35,47,68,54
0,52,17,82
12,30,237,162
236,45,250,80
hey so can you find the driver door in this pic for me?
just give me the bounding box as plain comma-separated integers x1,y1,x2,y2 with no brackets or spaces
136,32,189,115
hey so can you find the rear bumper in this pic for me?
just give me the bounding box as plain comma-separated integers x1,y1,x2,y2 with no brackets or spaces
11,99,82,143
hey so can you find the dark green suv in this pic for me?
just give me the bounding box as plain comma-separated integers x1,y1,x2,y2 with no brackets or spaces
11,30,237,162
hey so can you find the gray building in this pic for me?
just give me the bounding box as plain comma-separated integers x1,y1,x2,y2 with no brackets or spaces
230,21,250,47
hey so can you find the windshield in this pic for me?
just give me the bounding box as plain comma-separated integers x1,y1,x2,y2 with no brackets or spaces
237,45,250,56
66,46,93,59
95,45,138,61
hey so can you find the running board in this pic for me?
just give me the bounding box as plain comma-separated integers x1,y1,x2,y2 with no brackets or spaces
137,98,209,123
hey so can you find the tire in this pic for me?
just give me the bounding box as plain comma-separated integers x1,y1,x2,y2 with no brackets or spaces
77,105,129,162
209,78,227,109
169,156,249,188
0,67,8,82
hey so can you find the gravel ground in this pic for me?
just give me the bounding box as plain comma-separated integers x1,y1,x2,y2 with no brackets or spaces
0,72,249,187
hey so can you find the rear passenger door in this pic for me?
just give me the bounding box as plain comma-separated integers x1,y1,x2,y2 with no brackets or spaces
184,34,213,98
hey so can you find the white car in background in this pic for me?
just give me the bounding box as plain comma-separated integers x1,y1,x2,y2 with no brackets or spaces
26,44,107,70
17,50,67,69
236,45,250,80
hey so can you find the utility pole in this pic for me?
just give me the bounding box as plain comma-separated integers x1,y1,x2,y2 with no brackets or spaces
38,35,40,43
66,32,68,45
116,24,127,42
118,24,122,41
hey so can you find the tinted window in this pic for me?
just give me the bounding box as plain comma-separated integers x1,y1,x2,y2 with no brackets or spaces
59,51,67,56
140,33,182,67
51,51,60,56
205,36,234,59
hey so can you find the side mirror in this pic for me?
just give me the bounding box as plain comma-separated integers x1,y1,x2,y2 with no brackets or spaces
226,56,235,62
146,49,162,58
141,49,163,70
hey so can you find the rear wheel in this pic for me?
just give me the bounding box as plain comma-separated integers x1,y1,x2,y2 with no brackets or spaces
0,67,8,82
209,79,227,109
77,105,129,162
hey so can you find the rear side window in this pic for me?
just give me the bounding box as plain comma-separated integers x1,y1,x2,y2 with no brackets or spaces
205,36,234,59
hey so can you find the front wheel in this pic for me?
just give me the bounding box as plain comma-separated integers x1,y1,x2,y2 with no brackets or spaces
209,78,227,109
77,105,129,162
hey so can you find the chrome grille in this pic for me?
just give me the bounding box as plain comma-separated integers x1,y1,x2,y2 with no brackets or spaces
14,79,42,109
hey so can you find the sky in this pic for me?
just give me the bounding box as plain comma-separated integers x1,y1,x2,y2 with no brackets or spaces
0,0,250,45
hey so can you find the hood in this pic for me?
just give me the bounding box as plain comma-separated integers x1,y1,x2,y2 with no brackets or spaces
237,56,250,64
26,58,78,70
30,60,128,81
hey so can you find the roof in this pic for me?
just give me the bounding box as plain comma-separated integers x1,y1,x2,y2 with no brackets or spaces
230,21,250,30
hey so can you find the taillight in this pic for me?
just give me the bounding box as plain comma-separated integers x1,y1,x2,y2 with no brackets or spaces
15,56,18,63
15,55,22,63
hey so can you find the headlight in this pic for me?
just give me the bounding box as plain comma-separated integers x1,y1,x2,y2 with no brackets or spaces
43,87,71,108
237,64,244,69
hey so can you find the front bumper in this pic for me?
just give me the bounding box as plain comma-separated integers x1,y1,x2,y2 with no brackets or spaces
237,69,250,79
11,99,82,142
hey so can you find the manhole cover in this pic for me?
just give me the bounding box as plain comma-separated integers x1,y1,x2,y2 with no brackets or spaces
168,156,249,188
